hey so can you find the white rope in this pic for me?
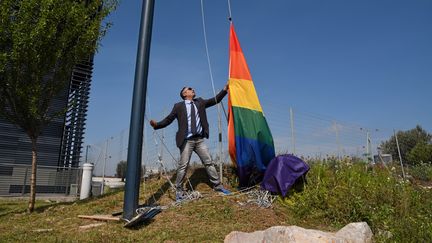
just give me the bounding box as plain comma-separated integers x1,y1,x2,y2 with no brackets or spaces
200,0,227,119
200,0,226,184
200,0,218,100
244,189,276,208
173,190,203,206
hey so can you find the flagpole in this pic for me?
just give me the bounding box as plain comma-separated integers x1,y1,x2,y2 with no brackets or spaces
123,0,155,221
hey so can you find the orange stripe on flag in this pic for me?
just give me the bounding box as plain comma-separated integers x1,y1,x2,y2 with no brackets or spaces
228,93,237,165
229,24,252,80
229,51,251,80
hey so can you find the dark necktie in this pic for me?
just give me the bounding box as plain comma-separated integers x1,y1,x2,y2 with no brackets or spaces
190,101,197,135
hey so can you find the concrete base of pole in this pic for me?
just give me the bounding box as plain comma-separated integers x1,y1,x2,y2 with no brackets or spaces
80,163,94,200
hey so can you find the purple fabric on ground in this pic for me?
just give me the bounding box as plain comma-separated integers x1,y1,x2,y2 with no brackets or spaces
261,154,310,197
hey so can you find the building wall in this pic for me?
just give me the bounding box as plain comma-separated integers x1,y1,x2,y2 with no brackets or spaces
0,58,93,195
58,58,93,168
0,95,67,167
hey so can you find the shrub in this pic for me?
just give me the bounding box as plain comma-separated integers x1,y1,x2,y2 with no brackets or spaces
406,142,432,165
408,163,432,181
279,160,432,242
380,125,431,165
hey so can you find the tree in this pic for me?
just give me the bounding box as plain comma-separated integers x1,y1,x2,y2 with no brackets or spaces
0,0,117,212
116,160,127,182
116,161,145,182
407,142,432,165
380,125,432,165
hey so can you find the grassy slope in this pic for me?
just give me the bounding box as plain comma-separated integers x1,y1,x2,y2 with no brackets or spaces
1,163,431,242
0,170,310,242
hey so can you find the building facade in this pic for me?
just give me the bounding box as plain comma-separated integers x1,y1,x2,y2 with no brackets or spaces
0,58,93,195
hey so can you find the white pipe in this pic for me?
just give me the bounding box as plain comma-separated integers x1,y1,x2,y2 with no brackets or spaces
80,163,94,200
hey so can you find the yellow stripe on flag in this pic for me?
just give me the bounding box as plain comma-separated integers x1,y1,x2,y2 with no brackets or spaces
229,78,263,112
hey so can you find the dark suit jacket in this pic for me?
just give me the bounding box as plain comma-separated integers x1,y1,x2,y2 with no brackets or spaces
154,89,227,148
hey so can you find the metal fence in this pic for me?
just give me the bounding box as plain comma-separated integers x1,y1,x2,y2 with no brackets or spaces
0,163,82,197
85,103,392,178
0,103,393,197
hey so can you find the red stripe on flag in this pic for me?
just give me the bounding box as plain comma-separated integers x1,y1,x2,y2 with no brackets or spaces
229,24,252,81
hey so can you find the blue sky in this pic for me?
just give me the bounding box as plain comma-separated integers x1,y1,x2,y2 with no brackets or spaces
86,0,432,147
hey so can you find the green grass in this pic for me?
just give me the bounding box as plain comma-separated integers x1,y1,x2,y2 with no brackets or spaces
280,160,432,242
0,163,431,242
0,171,290,242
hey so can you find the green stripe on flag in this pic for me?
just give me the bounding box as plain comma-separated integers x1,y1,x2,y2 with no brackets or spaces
232,106,274,146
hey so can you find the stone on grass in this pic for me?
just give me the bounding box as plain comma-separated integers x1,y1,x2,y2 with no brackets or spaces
225,222,373,243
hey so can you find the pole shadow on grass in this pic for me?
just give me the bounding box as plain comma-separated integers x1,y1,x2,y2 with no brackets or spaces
142,174,177,206
0,199,78,217
125,219,156,230
187,167,214,190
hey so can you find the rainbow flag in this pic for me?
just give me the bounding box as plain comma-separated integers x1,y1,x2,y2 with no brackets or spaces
227,23,275,187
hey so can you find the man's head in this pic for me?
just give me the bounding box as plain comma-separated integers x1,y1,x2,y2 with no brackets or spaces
180,86,195,100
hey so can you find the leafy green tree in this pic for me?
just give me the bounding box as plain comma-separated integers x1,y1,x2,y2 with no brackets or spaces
0,0,117,212
116,160,127,182
380,125,432,165
116,161,145,182
407,142,432,165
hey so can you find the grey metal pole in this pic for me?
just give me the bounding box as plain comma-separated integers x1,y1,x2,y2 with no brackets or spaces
101,139,108,194
366,131,370,162
123,0,155,220
218,113,223,183
334,121,341,160
85,145,90,164
394,129,406,179
369,132,376,163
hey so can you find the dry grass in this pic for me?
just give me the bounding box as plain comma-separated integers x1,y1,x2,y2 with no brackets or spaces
0,167,305,242
3,163,430,242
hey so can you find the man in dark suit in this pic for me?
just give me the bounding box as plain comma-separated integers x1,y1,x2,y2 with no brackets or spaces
150,85,231,201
